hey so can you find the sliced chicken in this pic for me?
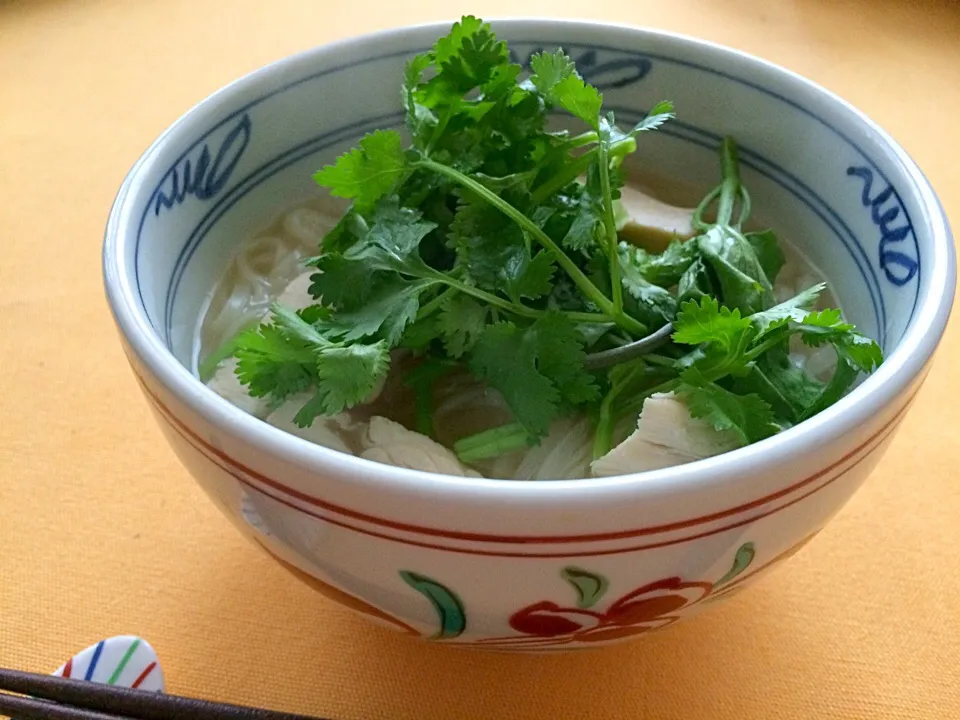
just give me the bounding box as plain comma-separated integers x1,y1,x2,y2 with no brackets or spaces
615,186,696,253
360,417,482,477
591,393,740,477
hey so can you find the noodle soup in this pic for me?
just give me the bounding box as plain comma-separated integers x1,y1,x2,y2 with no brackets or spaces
197,185,840,481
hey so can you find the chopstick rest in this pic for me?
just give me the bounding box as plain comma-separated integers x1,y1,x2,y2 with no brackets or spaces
51,635,164,692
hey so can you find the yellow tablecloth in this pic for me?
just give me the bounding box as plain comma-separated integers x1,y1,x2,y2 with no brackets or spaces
2,0,959,717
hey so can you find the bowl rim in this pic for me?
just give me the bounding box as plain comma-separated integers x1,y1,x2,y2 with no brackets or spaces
103,17,955,508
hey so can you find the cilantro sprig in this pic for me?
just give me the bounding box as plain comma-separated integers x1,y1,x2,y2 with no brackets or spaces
212,16,883,472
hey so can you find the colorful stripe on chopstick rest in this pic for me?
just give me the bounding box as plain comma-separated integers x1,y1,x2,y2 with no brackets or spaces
52,635,164,692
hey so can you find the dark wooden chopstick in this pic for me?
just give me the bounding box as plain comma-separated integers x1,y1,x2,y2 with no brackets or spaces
0,667,330,720
0,691,128,720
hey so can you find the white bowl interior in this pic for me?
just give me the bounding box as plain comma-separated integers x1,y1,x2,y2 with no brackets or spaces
122,21,931,408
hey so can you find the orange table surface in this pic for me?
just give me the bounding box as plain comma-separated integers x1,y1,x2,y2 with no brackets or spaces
2,0,960,718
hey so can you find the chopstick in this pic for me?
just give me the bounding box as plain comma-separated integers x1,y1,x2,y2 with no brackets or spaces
0,667,329,720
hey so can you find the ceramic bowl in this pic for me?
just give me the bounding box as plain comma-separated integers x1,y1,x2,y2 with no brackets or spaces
103,19,954,650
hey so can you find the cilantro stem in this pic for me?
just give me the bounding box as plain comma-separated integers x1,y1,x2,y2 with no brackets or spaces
417,159,611,309
416,158,646,336
593,388,619,460
643,352,678,368
692,137,752,232
454,422,531,463
271,303,331,346
605,320,782,429
567,310,615,324
430,272,608,324
597,135,623,315
716,137,740,227
432,274,540,319
737,185,752,228
744,332,791,362
529,136,636,205
692,186,720,232
563,130,599,148
417,286,458,319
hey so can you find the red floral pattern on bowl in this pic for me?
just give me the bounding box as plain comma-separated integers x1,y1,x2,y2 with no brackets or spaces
464,534,818,649
509,577,714,643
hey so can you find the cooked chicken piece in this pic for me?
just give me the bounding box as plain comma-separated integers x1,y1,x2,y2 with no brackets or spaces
615,186,696,253
360,417,482,477
591,392,740,477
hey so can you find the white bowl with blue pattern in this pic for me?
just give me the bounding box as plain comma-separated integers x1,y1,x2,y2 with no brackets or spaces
103,20,954,650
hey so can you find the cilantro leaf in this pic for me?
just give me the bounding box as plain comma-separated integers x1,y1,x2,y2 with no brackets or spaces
433,15,485,66
833,333,884,374
468,314,597,437
469,321,560,437
528,49,575,92
449,194,525,288
312,130,406,210
302,341,391,423
734,349,826,424
798,309,882,373
749,283,826,336
677,256,716,305
561,189,603,253
745,230,786,284
403,53,437,145
333,276,437,345
433,17,509,94
398,314,442,351
232,305,391,426
514,250,557,299
309,255,374,311
449,189,555,301
630,100,675,134
310,202,438,317
673,296,753,349
234,324,316,402
621,239,698,288
437,294,489,357
797,356,858,422
549,163,608,256
532,312,600,407
671,296,758,383
696,225,774,315
348,200,437,272
551,75,603,129
679,370,779,445
619,251,677,327
530,49,602,129
310,201,436,312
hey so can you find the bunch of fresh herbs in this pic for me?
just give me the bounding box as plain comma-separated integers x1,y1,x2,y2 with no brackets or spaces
221,16,882,466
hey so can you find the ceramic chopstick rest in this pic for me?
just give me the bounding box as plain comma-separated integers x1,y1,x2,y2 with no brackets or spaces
51,635,164,692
